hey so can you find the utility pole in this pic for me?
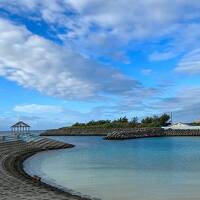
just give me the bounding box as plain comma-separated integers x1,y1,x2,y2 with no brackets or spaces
170,112,173,125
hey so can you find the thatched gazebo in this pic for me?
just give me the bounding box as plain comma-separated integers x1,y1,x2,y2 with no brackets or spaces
11,121,30,135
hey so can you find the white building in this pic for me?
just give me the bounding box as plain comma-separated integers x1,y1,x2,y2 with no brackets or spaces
164,122,200,130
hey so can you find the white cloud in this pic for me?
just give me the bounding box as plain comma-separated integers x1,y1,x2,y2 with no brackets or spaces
171,88,200,122
149,23,200,62
14,104,63,114
175,49,200,74
0,18,140,100
141,68,152,75
1,0,200,60
149,52,175,61
152,86,200,112
1,1,200,127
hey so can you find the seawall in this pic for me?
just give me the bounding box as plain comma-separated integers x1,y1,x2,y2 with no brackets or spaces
41,127,200,140
104,128,200,140
40,127,141,136
0,137,92,200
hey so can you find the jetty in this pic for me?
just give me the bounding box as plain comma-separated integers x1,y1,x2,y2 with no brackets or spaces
104,128,200,140
41,126,200,140
0,136,90,200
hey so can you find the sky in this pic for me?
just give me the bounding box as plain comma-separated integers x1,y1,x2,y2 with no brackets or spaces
0,0,200,130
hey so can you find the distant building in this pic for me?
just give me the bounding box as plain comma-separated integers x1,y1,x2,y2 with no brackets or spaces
165,122,200,130
11,121,30,136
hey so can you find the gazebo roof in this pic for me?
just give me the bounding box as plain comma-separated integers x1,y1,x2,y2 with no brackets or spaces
11,121,30,128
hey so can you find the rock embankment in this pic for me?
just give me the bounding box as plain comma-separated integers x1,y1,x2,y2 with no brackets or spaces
104,128,200,140
41,127,145,136
0,138,91,200
41,126,200,140
164,129,200,136
104,128,164,140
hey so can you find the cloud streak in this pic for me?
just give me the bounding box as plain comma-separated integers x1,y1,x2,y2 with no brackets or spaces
175,49,200,74
14,104,63,114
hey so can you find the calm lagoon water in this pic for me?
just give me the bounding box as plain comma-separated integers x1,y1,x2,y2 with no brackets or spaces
0,130,45,136
24,136,200,200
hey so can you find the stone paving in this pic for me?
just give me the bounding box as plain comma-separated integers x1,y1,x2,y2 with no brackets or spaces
0,138,90,200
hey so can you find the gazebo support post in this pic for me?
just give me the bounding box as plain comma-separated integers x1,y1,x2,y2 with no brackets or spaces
11,121,31,137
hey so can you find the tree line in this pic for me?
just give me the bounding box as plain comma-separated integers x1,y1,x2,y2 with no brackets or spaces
71,113,171,128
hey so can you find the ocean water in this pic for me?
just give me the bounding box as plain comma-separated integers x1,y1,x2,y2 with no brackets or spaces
24,136,200,200
0,130,45,136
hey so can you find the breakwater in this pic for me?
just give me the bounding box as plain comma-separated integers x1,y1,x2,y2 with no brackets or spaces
164,129,200,136
41,127,200,140
0,137,91,200
41,127,140,136
104,128,200,140
104,128,164,140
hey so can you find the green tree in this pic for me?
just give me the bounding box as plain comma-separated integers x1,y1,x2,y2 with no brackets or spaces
159,113,170,126
130,117,138,127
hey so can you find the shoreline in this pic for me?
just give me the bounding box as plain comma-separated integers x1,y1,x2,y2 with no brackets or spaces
16,150,94,199
2,133,200,199
0,138,92,200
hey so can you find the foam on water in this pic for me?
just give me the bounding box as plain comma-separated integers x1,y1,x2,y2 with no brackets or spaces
24,136,200,200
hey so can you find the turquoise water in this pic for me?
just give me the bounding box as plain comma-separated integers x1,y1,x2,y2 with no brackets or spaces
24,136,200,200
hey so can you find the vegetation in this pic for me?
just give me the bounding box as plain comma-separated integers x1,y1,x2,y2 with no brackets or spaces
190,121,200,126
70,114,170,128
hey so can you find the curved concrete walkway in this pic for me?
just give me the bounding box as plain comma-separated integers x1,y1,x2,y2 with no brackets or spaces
0,138,90,200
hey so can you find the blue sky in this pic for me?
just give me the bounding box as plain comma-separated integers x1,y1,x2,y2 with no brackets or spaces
0,0,200,130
